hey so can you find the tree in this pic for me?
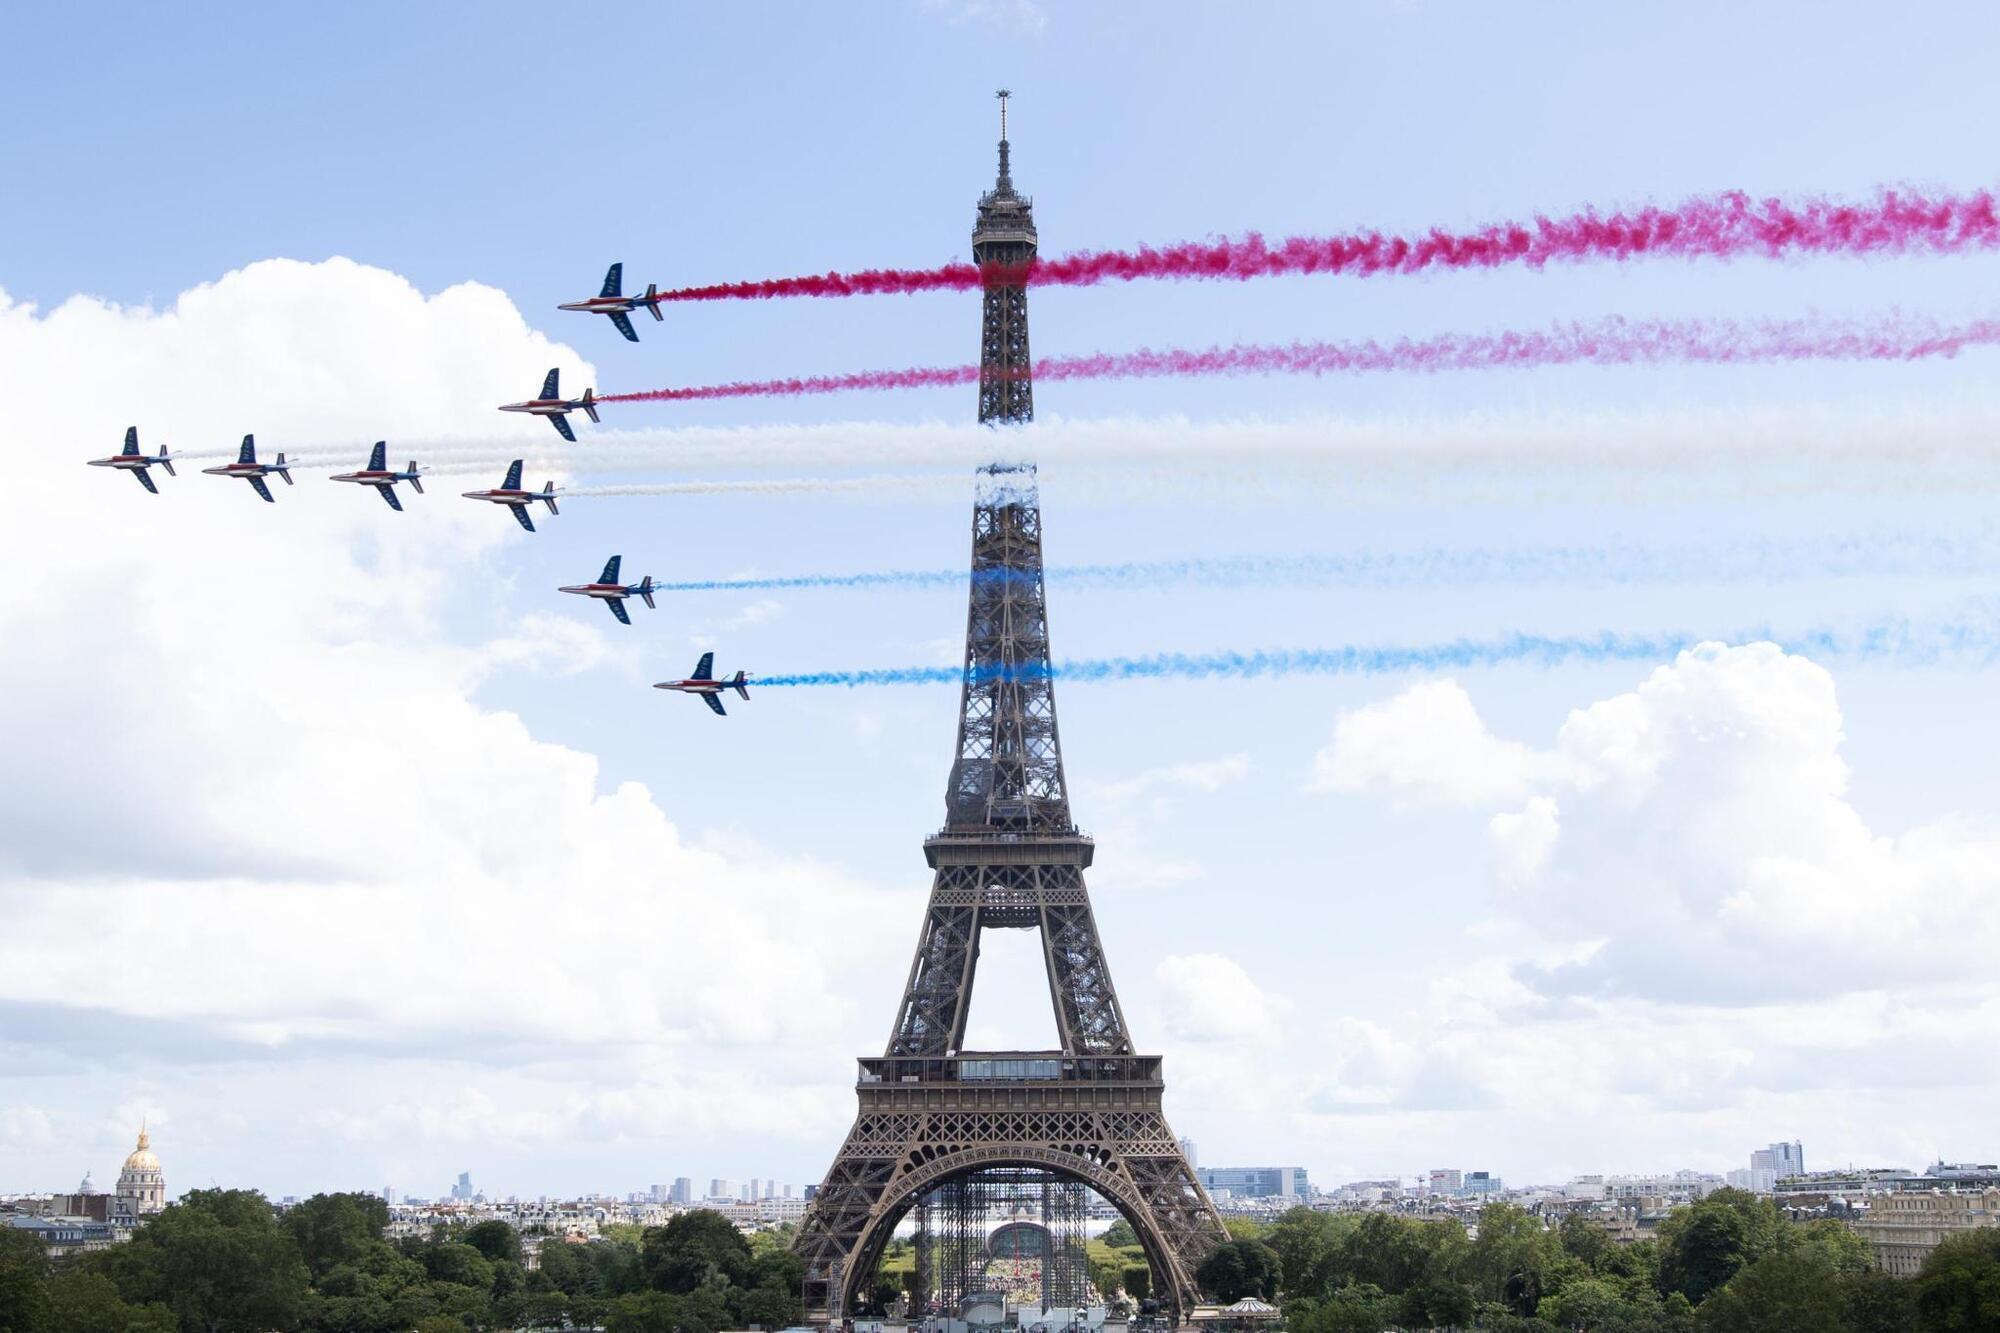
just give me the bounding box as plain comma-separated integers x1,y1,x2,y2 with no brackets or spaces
419,1240,496,1292
1396,1276,1476,1329
103,1188,310,1333
642,1211,751,1294
1468,1203,1560,1315
1265,1206,1358,1299
1340,1214,1469,1297
0,1227,50,1333
1103,1219,1140,1249
283,1192,390,1278
462,1219,522,1267
1694,1250,1852,1332
1558,1212,1614,1272
1912,1227,2000,1332
1196,1238,1282,1302
1293,1283,1395,1333
1846,1270,1918,1333
1123,1264,1152,1300
1657,1202,1750,1305
42,1271,177,1333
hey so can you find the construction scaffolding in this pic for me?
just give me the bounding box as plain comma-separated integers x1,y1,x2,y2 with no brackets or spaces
911,1167,1093,1314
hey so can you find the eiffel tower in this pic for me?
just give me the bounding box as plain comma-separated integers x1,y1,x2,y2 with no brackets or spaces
794,92,1227,1324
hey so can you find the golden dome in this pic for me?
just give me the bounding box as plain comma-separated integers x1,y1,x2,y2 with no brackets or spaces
122,1127,160,1174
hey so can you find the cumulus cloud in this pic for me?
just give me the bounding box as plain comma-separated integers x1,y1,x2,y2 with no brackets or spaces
1314,643,2000,1004
1154,953,1290,1045
0,260,901,1189
1310,680,1570,803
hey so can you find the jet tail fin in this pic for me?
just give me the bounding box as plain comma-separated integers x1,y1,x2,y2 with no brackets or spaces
407,464,423,494
731,670,750,701
158,446,176,477
645,283,663,320
542,480,559,516
639,575,655,610
275,452,294,484
581,389,600,425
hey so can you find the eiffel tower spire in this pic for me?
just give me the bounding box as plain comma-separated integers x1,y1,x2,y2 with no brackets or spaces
794,97,1226,1325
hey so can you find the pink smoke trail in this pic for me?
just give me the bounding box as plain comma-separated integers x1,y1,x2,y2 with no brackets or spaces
596,311,2000,406
656,186,2000,302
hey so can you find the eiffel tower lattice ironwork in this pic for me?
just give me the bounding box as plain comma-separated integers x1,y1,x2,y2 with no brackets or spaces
794,93,1228,1324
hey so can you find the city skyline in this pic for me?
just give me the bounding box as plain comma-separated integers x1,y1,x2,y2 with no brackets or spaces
6,1,2000,1200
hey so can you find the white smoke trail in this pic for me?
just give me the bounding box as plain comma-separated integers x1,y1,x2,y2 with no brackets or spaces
564,474,958,500
259,397,2000,505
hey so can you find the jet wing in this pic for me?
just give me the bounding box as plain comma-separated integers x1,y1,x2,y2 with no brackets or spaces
379,485,403,512
549,412,576,443
133,468,158,494
249,475,275,503
512,504,536,533
608,311,639,343
703,692,727,716
607,598,631,626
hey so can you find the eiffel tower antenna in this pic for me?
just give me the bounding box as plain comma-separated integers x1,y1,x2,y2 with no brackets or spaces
794,94,1226,1325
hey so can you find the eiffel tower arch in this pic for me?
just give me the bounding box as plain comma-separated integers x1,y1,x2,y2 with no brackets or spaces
794,94,1228,1324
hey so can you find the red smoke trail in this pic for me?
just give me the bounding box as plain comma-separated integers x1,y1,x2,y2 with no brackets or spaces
657,186,2000,302
596,312,2000,406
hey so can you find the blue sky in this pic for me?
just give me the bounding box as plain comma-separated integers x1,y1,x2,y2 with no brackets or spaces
4,1,2000,1201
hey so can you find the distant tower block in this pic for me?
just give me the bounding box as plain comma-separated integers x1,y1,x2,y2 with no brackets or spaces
793,96,1226,1325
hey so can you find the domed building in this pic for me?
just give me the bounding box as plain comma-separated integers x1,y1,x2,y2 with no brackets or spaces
115,1125,165,1215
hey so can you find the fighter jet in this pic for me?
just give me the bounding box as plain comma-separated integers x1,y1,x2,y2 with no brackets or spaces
654,652,751,716
499,368,598,442
330,441,424,511
461,459,559,532
201,435,292,502
86,427,176,493
558,262,664,342
559,555,655,625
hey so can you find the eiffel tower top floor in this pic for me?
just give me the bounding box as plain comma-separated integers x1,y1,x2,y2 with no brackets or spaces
975,91,1037,261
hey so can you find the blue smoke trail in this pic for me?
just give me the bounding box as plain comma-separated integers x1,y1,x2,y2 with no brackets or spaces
661,531,2000,596
753,615,1999,689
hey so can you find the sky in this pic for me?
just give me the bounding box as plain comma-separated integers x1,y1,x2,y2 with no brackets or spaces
4,0,2000,1203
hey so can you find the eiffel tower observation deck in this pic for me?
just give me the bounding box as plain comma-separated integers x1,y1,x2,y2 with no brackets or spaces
794,94,1227,1325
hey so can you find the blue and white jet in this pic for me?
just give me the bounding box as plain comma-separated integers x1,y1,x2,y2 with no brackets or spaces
201,435,292,502
330,441,424,510
461,459,559,532
558,262,664,342
654,652,751,716
499,368,597,443
559,554,655,625
86,427,176,493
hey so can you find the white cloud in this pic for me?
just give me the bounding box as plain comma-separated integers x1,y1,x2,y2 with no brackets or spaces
1311,680,1571,803
1154,953,1289,1045
0,260,900,1188
1266,644,2000,1180
1312,644,2000,1003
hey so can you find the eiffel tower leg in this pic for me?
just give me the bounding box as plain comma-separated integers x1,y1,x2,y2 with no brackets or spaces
887,877,981,1057
1035,867,1132,1056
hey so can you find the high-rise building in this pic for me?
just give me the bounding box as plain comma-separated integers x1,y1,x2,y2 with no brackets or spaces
711,1178,737,1201
382,1186,397,1206
1178,1138,1199,1170
1197,1167,1308,1199
1747,1142,1804,1193
649,1184,667,1203
451,1171,474,1201
672,1177,693,1204
1428,1169,1463,1196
